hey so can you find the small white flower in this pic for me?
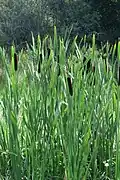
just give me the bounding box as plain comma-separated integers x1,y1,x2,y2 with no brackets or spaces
104,162,109,167
103,161,109,167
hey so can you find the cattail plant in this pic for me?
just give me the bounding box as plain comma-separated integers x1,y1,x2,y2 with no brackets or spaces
0,30,120,180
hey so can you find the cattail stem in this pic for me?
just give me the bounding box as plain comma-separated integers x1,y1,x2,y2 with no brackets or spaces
57,55,60,76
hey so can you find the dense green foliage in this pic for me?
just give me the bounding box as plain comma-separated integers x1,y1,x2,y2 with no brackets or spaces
0,0,120,49
92,0,120,42
0,29,120,179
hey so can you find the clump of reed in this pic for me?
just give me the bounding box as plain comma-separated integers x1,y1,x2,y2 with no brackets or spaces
0,27,120,180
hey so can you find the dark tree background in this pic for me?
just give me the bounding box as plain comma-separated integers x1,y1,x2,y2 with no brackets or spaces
92,0,120,43
0,0,120,48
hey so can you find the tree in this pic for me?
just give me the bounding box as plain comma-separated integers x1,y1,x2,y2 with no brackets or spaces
92,0,120,42
47,0,101,37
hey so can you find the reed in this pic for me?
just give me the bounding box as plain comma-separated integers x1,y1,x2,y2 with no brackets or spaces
0,29,119,179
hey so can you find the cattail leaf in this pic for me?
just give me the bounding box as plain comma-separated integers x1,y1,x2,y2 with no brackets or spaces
84,34,87,45
112,43,116,63
59,39,66,66
117,40,120,62
92,34,95,61
31,32,36,53
57,55,60,76
37,34,41,56
54,26,58,56
11,45,15,72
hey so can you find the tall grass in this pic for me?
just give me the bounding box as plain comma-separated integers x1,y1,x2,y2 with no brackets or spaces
0,29,120,180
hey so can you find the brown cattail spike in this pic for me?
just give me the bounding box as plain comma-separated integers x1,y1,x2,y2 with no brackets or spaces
67,77,73,96
14,53,18,71
118,66,120,85
40,53,42,64
38,53,42,73
47,48,51,59
92,64,95,73
38,61,41,73
87,60,91,73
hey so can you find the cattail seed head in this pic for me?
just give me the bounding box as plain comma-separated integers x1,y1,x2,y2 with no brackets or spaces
92,65,95,72
38,53,42,73
118,66,120,85
14,53,18,71
47,48,51,59
38,61,41,73
67,77,73,96
40,53,42,64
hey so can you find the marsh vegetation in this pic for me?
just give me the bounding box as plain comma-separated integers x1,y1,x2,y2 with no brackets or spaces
0,28,120,179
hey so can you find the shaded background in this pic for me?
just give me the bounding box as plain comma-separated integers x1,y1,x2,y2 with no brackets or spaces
0,0,120,50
